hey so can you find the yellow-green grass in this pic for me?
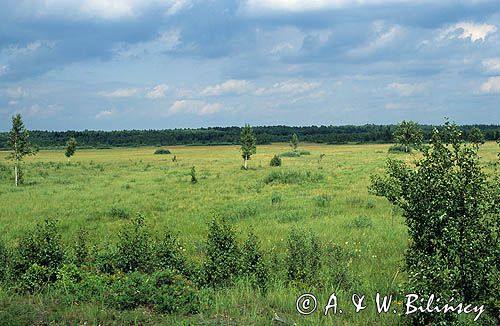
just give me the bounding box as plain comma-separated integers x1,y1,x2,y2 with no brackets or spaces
0,142,498,325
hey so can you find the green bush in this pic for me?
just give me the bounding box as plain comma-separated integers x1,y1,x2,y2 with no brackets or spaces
387,144,410,153
0,238,9,281
280,151,301,157
18,263,50,293
14,219,64,282
241,232,269,293
154,149,171,155
313,194,331,207
271,193,282,205
286,228,321,286
203,218,241,287
155,230,186,273
298,150,311,155
115,215,153,273
264,170,324,184
151,270,199,314
109,206,130,219
110,271,151,310
270,155,282,167
349,215,373,228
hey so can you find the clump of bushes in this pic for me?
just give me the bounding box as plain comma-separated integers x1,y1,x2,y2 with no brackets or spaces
264,170,324,184
387,144,410,153
154,149,171,155
280,151,301,157
298,150,310,155
270,154,282,167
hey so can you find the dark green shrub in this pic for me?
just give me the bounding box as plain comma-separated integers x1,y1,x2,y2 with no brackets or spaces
280,151,300,157
155,230,186,273
109,206,130,219
299,150,310,155
14,219,63,282
111,271,151,310
270,155,282,167
271,193,282,205
323,243,356,290
203,218,240,287
115,215,153,273
74,229,88,266
241,232,269,294
190,166,197,184
264,170,323,184
224,203,258,222
387,144,410,154
313,194,331,207
0,238,9,281
286,228,321,286
18,263,50,293
349,215,373,228
151,270,199,314
154,149,171,155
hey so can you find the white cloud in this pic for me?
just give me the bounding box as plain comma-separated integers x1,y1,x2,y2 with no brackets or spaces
386,82,425,96
146,84,169,99
113,30,180,59
243,0,417,13
202,80,250,96
166,0,192,15
479,76,500,93
0,65,8,76
95,109,115,119
442,22,497,42
169,100,223,115
99,88,139,98
2,87,27,99
255,80,320,95
482,58,500,72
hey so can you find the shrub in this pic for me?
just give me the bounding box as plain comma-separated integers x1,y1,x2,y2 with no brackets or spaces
387,144,410,154
280,151,301,157
155,230,186,273
190,166,197,184
323,243,356,290
203,218,240,287
299,150,311,155
286,228,321,286
109,206,130,219
18,263,50,293
270,154,282,167
110,271,151,310
241,232,269,293
14,219,64,282
264,170,323,184
151,270,199,314
313,194,331,207
349,215,373,228
154,149,171,155
271,193,282,205
74,229,88,266
115,215,153,273
0,238,9,281
224,203,258,222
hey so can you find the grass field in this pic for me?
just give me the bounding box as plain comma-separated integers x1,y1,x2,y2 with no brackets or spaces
0,142,498,325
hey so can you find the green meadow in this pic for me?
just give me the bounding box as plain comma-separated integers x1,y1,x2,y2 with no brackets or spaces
0,142,498,325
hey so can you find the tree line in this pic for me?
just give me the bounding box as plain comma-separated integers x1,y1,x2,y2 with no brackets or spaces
1,124,499,149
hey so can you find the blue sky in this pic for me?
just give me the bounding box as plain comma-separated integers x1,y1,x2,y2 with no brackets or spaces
0,0,499,131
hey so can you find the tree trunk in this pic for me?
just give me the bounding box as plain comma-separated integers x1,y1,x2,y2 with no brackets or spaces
67,157,70,164
14,162,18,187
244,156,248,170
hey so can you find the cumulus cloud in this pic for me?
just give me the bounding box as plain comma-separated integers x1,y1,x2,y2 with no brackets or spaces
442,22,497,42
479,76,500,93
99,88,139,98
95,109,115,119
243,0,416,13
202,80,250,96
386,82,425,96
146,84,169,99
169,100,223,115
255,80,320,96
482,58,500,72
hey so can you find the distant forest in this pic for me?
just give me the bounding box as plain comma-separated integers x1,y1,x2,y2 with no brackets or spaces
1,124,499,149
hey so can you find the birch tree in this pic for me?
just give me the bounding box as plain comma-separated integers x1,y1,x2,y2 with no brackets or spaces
65,137,77,163
240,124,256,170
8,114,37,186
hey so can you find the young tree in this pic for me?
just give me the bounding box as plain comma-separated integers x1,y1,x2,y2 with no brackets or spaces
240,124,256,170
468,127,485,145
370,122,499,324
65,137,77,163
393,120,423,153
290,133,299,152
8,114,37,186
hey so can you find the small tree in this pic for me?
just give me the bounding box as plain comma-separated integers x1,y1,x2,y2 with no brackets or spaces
8,114,37,186
240,124,256,170
65,137,77,163
290,133,299,152
393,120,423,153
270,154,281,167
370,122,499,324
468,127,485,145
190,166,197,184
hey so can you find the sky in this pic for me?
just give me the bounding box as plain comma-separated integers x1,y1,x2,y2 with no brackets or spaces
0,0,499,131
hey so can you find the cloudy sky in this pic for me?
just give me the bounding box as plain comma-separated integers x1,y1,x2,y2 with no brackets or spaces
0,0,499,131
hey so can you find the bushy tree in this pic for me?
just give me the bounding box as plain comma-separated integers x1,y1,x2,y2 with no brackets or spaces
393,120,423,153
240,124,256,170
468,127,485,145
65,137,77,163
370,122,499,324
269,154,282,167
8,114,37,186
290,133,299,152
190,166,197,184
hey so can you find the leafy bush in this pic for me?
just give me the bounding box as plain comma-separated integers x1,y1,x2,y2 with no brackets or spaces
203,218,240,287
270,154,282,167
271,193,282,205
115,215,153,273
74,229,88,266
387,144,410,154
155,230,186,273
154,149,171,155
286,228,322,286
264,170,324,184
349,215,373,228
18,263,50,293
110,271,151,310
109,206,130,219
323,243,356,290
190,166,197,184
241,232,269,293
0,238,9,281
280,151,301,157
299,150,311,155
313,194,331,207
14,219,64,282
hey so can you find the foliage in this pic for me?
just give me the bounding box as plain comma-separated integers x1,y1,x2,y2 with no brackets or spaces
370,122,499,324
7,114,38,186
313,194,331,207
203,218,240,287
285,228,322,286
240,124,256,169
387,144,410,154
468,127,485,145
74,229,88,266
115,215,153,273
269,154,282,167
271,193,282,205
109,206,130,219
298,150,310,155
155,230,186,273
190,166,197,184
290,133,299,151
393,120,423,153
280,151,301,157
264,170,324,184
241,232,269,293
65,137,77,160
0,238,9,282
18,263,50,293
349,215,373,228
154,148,171,155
